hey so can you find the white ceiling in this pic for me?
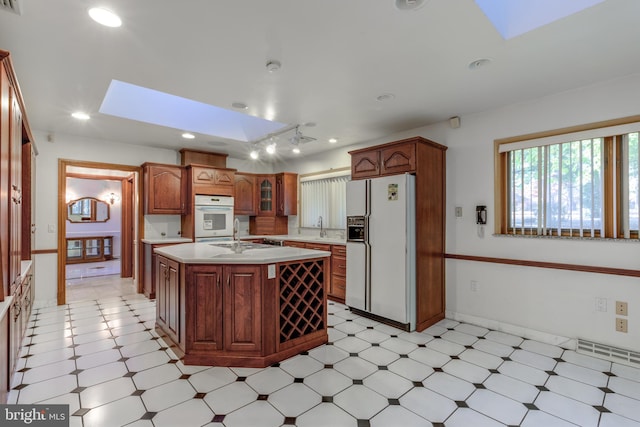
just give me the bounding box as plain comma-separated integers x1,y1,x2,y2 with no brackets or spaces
2,0,640,161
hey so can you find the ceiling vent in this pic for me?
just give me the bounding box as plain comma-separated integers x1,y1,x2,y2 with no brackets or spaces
1,0,21,15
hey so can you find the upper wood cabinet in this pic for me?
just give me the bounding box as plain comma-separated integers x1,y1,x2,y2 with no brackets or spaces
142,163,185,215
234,173,257,216
190,165,235,197
276,172,297,216
179,148,227,168
256,175,277,216
350,138,418,179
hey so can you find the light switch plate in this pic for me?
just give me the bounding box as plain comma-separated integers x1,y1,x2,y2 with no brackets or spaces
268,264,276,279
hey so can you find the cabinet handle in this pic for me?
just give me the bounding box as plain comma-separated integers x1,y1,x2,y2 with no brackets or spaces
227,275,230,287
217,276,220,289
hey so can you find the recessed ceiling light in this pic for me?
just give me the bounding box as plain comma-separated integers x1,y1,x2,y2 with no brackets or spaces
71,111,90,120
376,93,396,102
181,132,195,139
328,138,338,144
292,147,301,154
469,58,491,70
88,7,122,27
231,102,248,110
395,0,427,11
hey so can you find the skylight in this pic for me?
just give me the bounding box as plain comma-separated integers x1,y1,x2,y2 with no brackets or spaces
474,0,605,39
99,80,287,142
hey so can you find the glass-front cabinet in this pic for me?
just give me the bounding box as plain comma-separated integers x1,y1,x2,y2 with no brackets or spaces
257,176,275,215
65,236,113,264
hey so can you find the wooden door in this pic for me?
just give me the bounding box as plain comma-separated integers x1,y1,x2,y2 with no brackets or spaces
234,173,256,215
380,142,416,175
223,265,262,352
351,150,380,179
186,266,224,352
121,176,134,278
145,164,184,214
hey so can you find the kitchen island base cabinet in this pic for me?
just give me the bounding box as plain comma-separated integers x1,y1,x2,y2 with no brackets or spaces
155,255,329,367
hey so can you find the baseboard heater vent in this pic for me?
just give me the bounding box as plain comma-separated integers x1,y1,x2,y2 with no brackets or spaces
1,0,21,15
577,339,640,367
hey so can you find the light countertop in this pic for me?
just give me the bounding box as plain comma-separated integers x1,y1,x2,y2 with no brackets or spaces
243,235,346,245
155,242,331,264
141,237,193,244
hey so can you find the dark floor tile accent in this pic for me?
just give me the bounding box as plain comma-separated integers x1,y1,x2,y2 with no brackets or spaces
502,357,512,361
599,387,614,393
113,345,124,350
236,377,247,382
418,344,426,348
70,387,87,394
349,352,360,357
371,343,380,347
322,396,333,403
194,392,206,399
390,335,398,338
300,351,309,356
367,326,374,329
257,394,269,401
12,384,28,391
123,372,136,378
346,319,353,322
388,398,400,405
326,342,334,346
179,374,191,380
294,378,304,383
593,405,611,413
553,357,564,362
353,379,363,385
433,423,445,427
324,364,333,369
545,370,558,376
524,403,538,410
474,383,486,389
21,354,33,359
378,366,388,370
455,401,469,408
140,412,157,420
131,390,145,396
489,369,500,374
465,345,474,349
604,371,617,377
433,336,441,339
69,369,84,375
67,344,79,348
451,355,460,360
17,368,30,373
399,354,409,358
150,336,160,340
284,417,296,425
118,357,129,362
357,420,370,427
72,408,91,417
412,381,423,387
513,346,521,350
536,385,549,392
271,362,280,368
477,336,486,339
433,367,443,372
168,359,179,364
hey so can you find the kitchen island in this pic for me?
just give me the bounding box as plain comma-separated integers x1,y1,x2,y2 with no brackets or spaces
153,242,331,367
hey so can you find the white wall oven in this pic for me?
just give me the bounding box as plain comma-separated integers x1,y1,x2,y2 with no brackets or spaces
194,195,234,241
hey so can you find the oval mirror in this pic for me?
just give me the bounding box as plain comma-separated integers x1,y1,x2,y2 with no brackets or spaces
67,197,110,223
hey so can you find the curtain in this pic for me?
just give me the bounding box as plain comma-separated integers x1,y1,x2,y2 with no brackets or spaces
300,175,349,229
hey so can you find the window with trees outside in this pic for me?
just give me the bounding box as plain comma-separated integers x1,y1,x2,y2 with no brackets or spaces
299,169,350,230
495,117,639,239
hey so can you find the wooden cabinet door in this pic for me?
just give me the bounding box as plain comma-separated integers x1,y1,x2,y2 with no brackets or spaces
192,166,215,185
351,150,380,179
257,176,276,216
234,173,256,215
9,89,22,291
186,266,224,352
156,255,180,344
276,173,297,216
380,142,416,175
283,240,306,249
145,164,184,214
330,245,346,301
223,265,262,352
214,169,235,186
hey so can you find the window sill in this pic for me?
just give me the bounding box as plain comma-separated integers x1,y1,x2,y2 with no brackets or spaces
493,233,639,243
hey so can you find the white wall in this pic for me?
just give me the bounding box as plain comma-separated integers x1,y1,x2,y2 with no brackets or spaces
33,131,180,307
284,73,640,352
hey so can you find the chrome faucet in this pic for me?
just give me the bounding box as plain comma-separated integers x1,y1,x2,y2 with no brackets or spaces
232,217,243,253
318,216,326,238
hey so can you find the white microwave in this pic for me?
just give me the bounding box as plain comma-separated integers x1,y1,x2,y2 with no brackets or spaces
193,195,234,239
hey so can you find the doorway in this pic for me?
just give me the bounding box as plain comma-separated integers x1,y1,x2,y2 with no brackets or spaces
57,159,142,305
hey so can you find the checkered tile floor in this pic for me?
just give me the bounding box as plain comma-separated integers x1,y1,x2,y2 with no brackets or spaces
8,295,640,426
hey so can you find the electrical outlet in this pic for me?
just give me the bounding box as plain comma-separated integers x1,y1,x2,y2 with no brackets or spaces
455,206,463,217
616,301,628,316
616,318,628,333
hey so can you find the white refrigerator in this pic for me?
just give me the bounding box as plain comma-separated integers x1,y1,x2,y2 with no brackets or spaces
345,173,416,331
